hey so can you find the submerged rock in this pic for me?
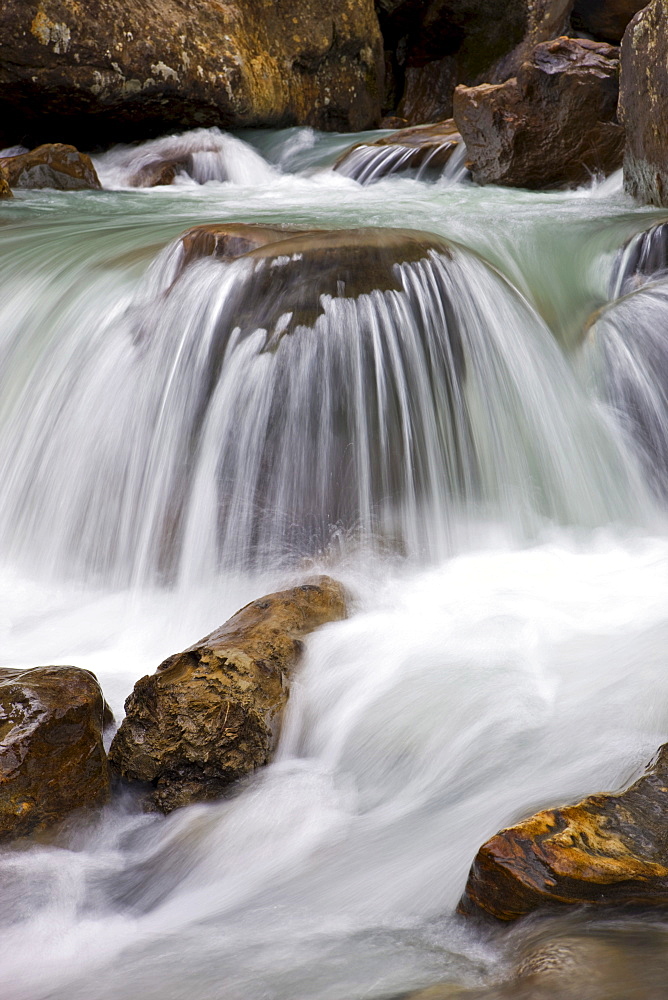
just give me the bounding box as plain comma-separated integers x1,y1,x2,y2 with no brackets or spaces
0,666,112,840
453,37,624,189
109,577,347,812
177,222,316,273
0,143,101,191
0,0,383,148
460,743,668,921
619,0,668,207
334,119,463,183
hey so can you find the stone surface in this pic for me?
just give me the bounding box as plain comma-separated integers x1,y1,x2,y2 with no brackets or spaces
0,143,101,190
335,119,463,181
609,220,668,296
377,0,573,124
0,665,112,840
571,0,647,43
177,222,315,273
460,743,668,921
109,577,347,812
620,0,668,207
0,174,13,198
453,36,624,189
0,0,384,148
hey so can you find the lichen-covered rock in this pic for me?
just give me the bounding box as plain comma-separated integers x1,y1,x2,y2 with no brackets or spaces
0,0,384,148
335,119,463,183
109,577,347,812
619,0,668,207
0,143,101,190
453,36,624,189
0,174,12,198
459,743,668,921
571,0,647,44
0,665,112,840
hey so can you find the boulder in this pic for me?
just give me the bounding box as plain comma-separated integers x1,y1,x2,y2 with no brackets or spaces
0,143,101,190
0,0,384,149
0,174,12,198
453,36,624,189
108,577,347,812
619,0,668,207
0,665,112,840
571,0,647,44
459,743,668,921
377,0,574,124
334,119,463,182
176,222,315,274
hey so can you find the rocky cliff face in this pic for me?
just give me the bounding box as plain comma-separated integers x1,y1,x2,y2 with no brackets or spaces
0,0,384,147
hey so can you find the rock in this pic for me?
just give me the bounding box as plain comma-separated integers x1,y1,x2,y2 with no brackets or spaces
377,0,574,124
0,174,12,198
176,222,315,274
0,0,384,149
453,37,624,189
109,577,347,812
571,0,647,44
609,220,668,297
0,665,112,840
619,0,668,207
460,743,668,921
0,143,101,190
129,159,186,188
335,119,463,182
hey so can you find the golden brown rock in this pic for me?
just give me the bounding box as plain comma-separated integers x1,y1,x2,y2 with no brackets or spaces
453,37,624,189
0,0,384,148
619,0,668,206
109,577,347,812
335,119,463,181
0,143,101,190
177,222,316,272
0,665,112,840
460,743,668,921
0,173,13,198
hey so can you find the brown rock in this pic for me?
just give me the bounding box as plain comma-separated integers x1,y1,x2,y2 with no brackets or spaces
0,173,13,198
453,36,624,189
0,0,384,148
0,665,112,840
177,222,316,273
0,143,101,190
460,743,668,921
619,0,668,206
109,577,347,812
571,0,647,44
335,119,463,182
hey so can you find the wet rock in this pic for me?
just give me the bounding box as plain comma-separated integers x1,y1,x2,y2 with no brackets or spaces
609,221,668,297
0,0,384,149
619,0,668,207
0,174,12,198
377,0,573,124
460,743,668,921
109,577,347,813
177,222,315,273
0,666,112,840
453,37,624,189
0,143,101,190
571,0,647,44
335,119,463,183
129,159,187,188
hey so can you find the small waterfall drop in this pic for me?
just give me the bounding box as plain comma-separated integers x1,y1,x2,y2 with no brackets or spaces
0,225,649,586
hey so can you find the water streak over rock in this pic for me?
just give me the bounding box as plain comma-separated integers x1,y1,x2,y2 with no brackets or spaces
334,119,465,184
109,577,347,812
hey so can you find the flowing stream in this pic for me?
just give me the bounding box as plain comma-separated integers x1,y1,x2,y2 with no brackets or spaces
1,127,668,1000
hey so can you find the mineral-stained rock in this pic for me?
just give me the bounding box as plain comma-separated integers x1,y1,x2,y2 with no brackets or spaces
0,143,101,190
619,0,668,207
0,665,112,840
0,0,384,149
453,36,624,189
109,577,347,812
460,743,668,921
571,0,647,44
0,174,13,198
335,119,463,183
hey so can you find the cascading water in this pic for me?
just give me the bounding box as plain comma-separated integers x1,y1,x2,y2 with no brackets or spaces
2,126,668,1000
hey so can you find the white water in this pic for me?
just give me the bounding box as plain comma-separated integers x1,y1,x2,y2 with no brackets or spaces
2,127,668,1000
